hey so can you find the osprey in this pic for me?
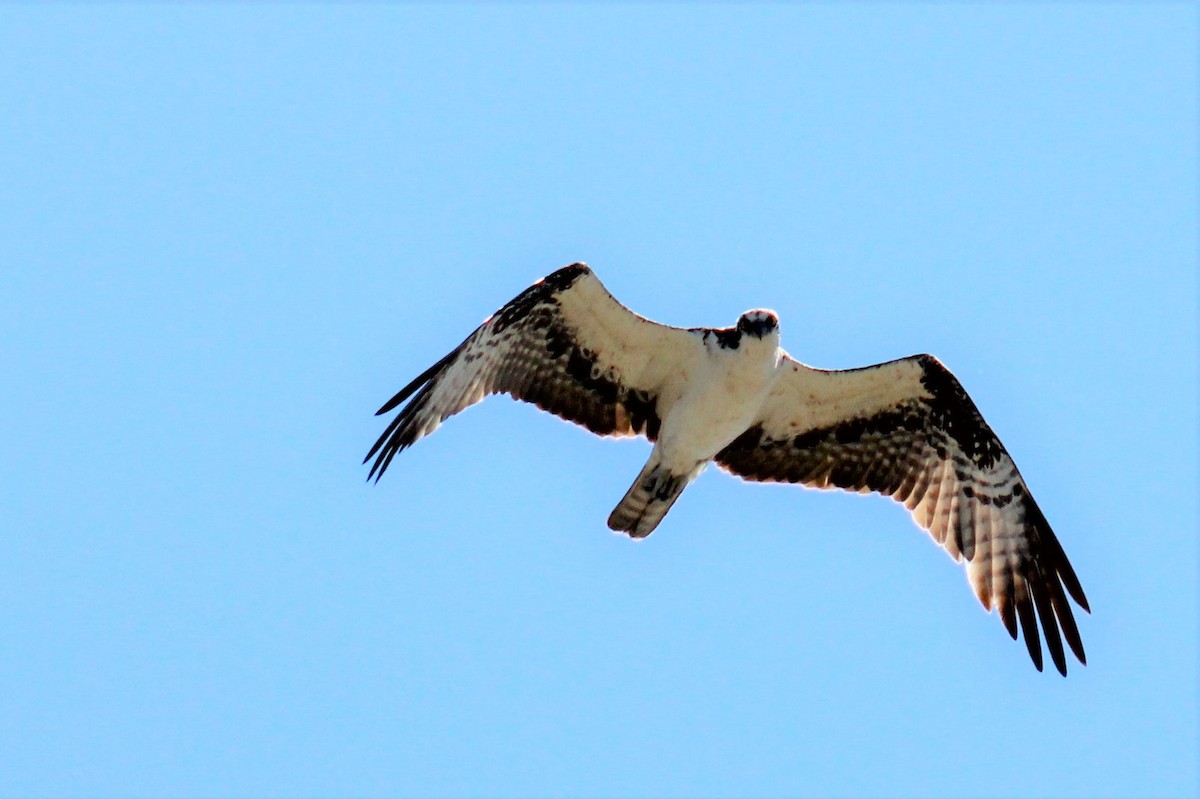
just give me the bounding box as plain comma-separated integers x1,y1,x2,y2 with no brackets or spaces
366,264,1089,675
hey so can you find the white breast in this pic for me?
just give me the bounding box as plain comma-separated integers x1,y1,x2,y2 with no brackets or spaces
656,335,782,467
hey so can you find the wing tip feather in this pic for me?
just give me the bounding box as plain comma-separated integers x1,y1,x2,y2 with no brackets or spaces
375,347,462,416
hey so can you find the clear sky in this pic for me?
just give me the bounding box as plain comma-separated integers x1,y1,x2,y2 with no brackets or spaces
1,5,1196,798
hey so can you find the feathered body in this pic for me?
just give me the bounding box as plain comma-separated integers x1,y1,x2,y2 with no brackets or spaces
608,311,782,537
366,264,1089,676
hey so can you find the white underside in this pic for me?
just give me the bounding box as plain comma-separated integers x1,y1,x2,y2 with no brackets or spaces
653,333,783,473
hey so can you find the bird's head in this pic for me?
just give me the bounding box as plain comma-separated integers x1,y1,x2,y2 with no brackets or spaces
736,309,779,340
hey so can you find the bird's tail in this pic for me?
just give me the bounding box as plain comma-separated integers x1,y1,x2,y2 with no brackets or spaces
607,455,701,539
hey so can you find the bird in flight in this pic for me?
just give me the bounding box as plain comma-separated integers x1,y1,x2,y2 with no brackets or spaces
365,264,1089,675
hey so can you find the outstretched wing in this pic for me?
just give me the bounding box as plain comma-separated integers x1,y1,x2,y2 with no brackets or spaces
365,263,702,480
715,353,1090,675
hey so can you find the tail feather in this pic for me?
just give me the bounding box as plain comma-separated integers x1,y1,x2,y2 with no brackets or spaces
607,459,697,538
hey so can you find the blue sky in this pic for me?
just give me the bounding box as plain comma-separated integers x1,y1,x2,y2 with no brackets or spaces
1,4,1195,798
